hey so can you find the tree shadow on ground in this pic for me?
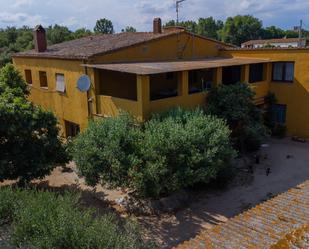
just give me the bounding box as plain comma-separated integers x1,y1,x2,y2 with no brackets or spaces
28,181,120,218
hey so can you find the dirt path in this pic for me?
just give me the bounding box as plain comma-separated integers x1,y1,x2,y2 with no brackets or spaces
1,138,309,248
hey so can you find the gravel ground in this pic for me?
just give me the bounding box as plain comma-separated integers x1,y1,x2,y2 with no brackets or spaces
0,226,15,249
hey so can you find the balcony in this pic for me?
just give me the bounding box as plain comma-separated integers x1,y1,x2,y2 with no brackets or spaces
96,95,139,117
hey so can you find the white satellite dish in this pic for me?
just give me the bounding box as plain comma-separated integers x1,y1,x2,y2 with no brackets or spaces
76,75,91,92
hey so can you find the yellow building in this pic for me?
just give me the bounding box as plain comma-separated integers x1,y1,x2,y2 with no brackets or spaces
12,19,309,138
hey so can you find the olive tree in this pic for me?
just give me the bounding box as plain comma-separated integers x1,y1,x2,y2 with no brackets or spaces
206,83,269,152
0,64,68,184
71,109,236,198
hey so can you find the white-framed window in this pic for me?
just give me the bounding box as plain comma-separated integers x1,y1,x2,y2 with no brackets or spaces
56,73,65,93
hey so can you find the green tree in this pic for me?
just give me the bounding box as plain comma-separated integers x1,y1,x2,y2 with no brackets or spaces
0,188,156,249
0,64,68,184
46,24,73,45
220,15,263,46
71,109,235,198
164,20,176,27
94,18,114,34
164,20,198,33
206,83,268,152
197,17,223,40
73,28,92,39
121,26,137,33
261,26,286,39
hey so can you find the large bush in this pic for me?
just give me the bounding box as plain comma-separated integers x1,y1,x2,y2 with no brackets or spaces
0,187,154,249
206,83,269,152
72,109,236,198
0,64,68,184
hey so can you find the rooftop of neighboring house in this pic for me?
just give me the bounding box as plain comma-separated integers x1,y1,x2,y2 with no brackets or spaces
242,37,305,46
13,18,234,61
176,180,309,249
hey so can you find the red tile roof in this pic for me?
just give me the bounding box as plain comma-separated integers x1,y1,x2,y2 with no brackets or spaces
242,38,305,46
176,180,309,249
13,30,234,60
13,30,184,60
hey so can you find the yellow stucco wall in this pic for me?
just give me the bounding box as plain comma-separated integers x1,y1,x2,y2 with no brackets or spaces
221,49,309,137
12,31,309,138
91,32,221,63
12,57,89,135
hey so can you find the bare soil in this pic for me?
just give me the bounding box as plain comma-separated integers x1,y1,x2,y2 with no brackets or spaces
1,138,309,248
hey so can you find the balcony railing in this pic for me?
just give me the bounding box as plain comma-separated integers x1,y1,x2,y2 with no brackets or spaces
96,95,139,117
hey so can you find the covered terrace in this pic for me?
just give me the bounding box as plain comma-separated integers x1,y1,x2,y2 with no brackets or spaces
84,57,273,120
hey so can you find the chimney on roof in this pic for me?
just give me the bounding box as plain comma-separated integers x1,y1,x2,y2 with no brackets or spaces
33,25,47,53
153,18,162,34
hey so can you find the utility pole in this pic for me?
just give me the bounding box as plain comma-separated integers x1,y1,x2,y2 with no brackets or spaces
176,0,186,25
298,19,303,47
299,19,303,39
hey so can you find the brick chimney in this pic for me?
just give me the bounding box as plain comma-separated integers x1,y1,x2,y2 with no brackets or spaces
153,18,162,34
33,25,47,52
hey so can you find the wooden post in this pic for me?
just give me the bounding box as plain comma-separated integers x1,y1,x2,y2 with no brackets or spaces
242,65,250,83
214,67,222,87
137,75,150,121
178,71,189,96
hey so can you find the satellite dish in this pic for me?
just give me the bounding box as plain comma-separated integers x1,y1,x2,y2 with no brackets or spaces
76,75,91,92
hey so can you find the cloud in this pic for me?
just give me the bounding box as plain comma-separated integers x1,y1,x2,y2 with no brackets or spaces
0,0,308,31
12,0,34,8
0,12,43,26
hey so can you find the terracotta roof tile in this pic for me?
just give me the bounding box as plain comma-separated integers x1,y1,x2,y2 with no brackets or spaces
175,180,309,249
242,38,305,46
13,30,183,60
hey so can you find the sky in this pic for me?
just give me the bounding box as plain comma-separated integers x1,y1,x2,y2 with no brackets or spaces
0,0,309,32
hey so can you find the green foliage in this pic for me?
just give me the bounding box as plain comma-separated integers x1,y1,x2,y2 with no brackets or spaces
262,26,286,39
73,28,92,39
264,92,287,138
94,18,114,34
197,17,223,40
206,83,268,152
122,26,137,33
0,64,28,96
0,25,92,68
72,109,235,198
72,113,140,188
46,24,73,44
0,188,155,249
219,15,263,46
0,64,68,184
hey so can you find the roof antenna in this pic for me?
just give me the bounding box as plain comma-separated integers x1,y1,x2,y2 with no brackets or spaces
176,0,186,25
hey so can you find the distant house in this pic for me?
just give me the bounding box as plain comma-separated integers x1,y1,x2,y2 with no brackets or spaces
241,38,306,48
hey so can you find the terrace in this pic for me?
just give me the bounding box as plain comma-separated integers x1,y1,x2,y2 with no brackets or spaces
85,57,273,120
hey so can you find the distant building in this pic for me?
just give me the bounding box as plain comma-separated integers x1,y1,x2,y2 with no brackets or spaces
241,38,306,48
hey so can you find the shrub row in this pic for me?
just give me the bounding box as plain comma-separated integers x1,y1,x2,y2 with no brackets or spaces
0,187,155,249
71,108,236,198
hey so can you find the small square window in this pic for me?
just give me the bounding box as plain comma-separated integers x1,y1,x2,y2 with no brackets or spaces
65,120,80,137
272,62,294,83
39,71,48,88
25,70,32,85
56,73,65,93
249,63,264,83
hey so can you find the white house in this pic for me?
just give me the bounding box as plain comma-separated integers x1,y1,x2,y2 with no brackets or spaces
241,38,306,48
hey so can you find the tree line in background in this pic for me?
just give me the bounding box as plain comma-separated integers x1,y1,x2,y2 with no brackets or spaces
165,15,308,46
0,15,308,67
